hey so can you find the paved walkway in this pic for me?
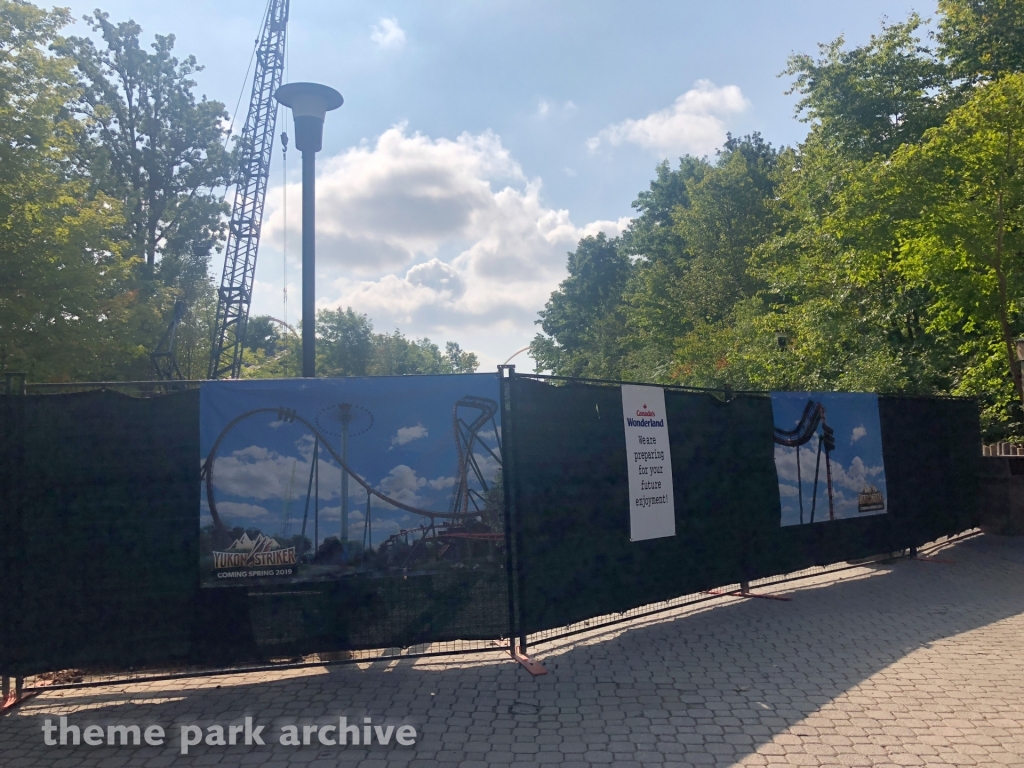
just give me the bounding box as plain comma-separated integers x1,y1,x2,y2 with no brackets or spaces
2,534,1023,767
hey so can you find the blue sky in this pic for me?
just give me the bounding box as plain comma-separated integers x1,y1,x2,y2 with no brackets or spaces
771,393,888,527
59,0,928,367
200,374,502,547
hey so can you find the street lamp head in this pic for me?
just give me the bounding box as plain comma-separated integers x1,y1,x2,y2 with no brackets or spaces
1016,338,1024,363
274,82,343,153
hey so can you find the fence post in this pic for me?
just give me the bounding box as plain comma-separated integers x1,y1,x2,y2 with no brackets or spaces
3,372,26,396
498,365,520,657
1,375,27,694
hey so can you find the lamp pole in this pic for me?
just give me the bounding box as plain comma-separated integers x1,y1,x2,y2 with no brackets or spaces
273,82,343,377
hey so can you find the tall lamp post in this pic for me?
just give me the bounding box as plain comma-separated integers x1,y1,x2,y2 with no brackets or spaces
273,82,343,377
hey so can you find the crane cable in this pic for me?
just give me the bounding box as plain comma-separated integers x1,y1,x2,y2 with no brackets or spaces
282,115,288,326
280,27,288,325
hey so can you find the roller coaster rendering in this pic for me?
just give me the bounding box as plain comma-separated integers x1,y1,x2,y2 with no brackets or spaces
201,395,502,570
773,399,836,524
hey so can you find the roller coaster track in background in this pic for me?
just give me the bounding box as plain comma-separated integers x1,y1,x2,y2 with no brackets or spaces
450,396,501,518
773,399,835,524
200,396,502,566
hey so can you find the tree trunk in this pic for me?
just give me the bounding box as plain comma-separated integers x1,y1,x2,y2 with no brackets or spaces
993,188,1023,406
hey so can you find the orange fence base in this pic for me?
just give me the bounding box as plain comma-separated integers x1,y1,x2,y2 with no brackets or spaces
511,652,548,676
1,692,36,715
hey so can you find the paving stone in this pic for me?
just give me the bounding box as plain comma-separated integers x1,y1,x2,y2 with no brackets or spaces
3,535,1023,768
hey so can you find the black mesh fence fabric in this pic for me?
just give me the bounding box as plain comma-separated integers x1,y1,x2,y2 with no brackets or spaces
508,377,981,634
0,378,979,679
878,396,981,543
0,389,507,677
507,378,777,633
745,395,981,580
0,390,199,676
191,570,509,666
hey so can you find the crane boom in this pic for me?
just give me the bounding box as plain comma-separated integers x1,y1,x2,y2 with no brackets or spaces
208,0,290,379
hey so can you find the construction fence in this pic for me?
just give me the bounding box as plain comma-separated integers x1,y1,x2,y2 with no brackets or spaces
0,370,980,681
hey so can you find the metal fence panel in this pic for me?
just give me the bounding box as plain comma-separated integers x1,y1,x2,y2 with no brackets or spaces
0,386,508,677
508,376,982,635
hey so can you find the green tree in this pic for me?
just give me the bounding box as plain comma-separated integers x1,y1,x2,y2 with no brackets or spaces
317,307,374,377
938,0,1024,84
720,18,958,396
444,341,479,374
783,15,947,159
615,158,706,377
369,331,451,376
244,315,281,357
871,73,1024,433
54,10,233,376
1,0,157,381
531,233,633,377
56,11,233,273
240,307,480,379
620,135,780,385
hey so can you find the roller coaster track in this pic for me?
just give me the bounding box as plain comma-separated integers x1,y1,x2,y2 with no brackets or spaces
372,523,504,569
773,398,835,523
773,399,823,447
201,397,501,543
450,396,501,518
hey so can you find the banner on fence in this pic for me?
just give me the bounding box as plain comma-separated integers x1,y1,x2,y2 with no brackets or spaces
621,384,676,542
199,375,504,587
770,392,888,527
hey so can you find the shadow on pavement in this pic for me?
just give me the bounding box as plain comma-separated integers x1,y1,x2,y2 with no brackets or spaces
2,534,1022,767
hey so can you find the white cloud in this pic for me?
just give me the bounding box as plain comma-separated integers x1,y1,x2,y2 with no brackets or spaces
392,423,428,446
831,455,884,494
371,17,406,49
536,99,577,120
217,501,271,519
428,475,456,490
588,80,749,156
851,425,867,443
260,125,630,367
378,464,427,506
473,451,501,485
775,443,882,493
317,504,341,521
212,443,339,503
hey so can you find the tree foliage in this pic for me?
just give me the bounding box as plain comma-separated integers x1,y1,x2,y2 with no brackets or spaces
531,233,633,379
874,73,1024,429
5,4,478,384
783,15,947,158
55,11,233,275
0,0,159,380
1,2,237,381
938,0,1024,84
533,5,1024,439
240,310,480,379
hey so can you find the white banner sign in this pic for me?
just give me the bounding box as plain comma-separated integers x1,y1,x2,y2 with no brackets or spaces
621,384,676,542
